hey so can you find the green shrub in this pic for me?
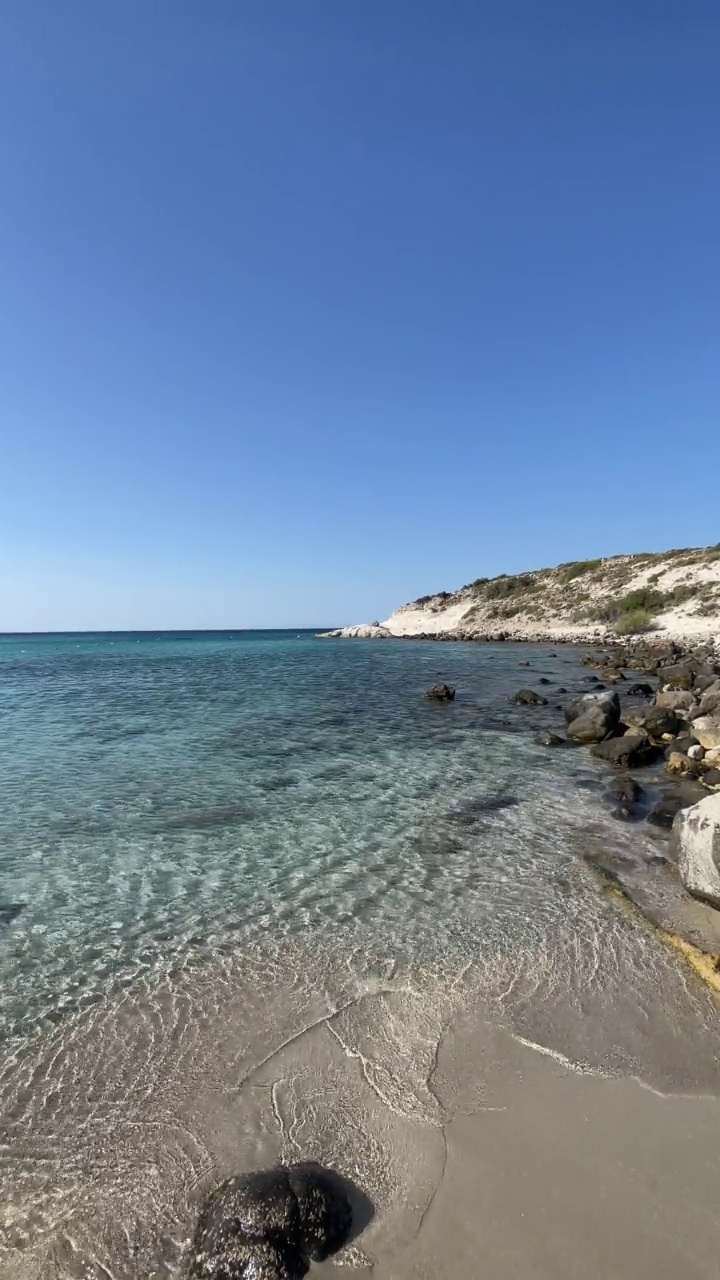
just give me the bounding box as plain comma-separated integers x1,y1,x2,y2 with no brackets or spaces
559,558,602,583
614,610,655,635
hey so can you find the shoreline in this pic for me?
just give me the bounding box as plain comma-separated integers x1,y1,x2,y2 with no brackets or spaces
3,634,720,1278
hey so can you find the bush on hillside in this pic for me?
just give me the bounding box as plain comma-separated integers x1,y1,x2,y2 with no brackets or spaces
614,610,656,635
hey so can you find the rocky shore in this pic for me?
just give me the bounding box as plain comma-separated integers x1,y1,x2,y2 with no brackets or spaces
424,634,720,985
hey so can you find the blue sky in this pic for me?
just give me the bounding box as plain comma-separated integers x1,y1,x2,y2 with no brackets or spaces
1,1,718,630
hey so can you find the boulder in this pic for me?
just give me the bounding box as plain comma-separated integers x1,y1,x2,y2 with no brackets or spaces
189,1163,354,1280
691,716,720,751
657,663,695,690
536,731,566,747
704,747,720,768
621,704,681,741
698,685,720,717
590,736,657,768
673,794,720,908
688,744,705,761
425,684,456,702
655,689,694,712
666,752,699,778
626,682,654,698
514,689,548,706
538,677,551,685
704,770,720,790
564,691,621,745
664,734,697,759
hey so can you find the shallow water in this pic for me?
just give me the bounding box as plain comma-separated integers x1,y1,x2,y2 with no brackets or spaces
1,632,718,1277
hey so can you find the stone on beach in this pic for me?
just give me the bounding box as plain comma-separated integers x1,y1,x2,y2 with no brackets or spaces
590,736,657,768
189,1163,354,1280
691,716,720,751
655,689,694,712
673,794,720,909
621,704,681,742
565,690,620,743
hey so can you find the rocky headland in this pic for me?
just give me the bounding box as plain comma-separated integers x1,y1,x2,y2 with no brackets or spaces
320,544,720,648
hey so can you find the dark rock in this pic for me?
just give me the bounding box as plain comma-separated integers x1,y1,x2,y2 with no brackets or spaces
590,736,658,768
704,770,720,789
556,687,567,694
514,689,548,706
425,684,456,702
189,1163,358,1280
664,735,697,760
647,793,685,829
565,691,621,743
518,661,530,667
0,903,24,928
626,682,654,698
582,675,601,683
538,677,551,685
537,732,566,747
605,775,643,821
621,705,681,742
696,674,720,695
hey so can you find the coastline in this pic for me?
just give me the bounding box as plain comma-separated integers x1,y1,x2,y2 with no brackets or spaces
2,632,720,1278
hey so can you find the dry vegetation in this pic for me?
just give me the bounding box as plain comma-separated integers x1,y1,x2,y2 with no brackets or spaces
402,545,720,638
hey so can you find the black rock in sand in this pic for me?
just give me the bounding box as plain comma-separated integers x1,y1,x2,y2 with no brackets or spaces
189,1162,354,1279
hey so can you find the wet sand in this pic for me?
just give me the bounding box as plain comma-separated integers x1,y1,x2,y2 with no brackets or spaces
364,1039,720,1279
3,904,720,1280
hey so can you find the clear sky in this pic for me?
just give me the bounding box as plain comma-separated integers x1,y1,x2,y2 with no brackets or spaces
1,1,718,630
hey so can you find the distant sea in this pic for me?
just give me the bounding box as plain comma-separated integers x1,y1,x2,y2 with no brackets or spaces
2,631,718,1278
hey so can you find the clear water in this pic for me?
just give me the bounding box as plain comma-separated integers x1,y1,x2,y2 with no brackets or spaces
0,630,618,1035
1,632,718,1278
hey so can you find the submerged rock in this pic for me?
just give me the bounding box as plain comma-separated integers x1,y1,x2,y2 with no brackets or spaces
536,731,566,747
425,684,456,702
0,902,24,928
673,794,720,909
513,689,548,706
605,775,643,821
189,1163,354,1280
626,682,654,698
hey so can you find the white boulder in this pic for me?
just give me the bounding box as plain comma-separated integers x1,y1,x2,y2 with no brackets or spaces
673,793,720,908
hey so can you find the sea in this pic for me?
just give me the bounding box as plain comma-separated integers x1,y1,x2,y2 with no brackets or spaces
1,631,719,1278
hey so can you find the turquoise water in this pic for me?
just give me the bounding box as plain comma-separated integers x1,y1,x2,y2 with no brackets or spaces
1,629,615,1038
3,632,719,1279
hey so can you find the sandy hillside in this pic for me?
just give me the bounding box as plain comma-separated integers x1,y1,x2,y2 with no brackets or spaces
322,546,720,644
